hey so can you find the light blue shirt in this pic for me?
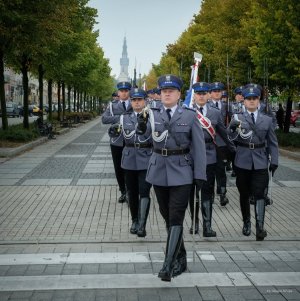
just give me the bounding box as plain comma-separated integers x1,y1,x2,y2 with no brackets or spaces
196,104,207,117
247,109,258,123
163,105,178,118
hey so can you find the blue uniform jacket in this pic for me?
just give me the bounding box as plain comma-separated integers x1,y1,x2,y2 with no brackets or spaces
146,106,207,186
228,111,279,170
102,100,132,147
121,112,152,171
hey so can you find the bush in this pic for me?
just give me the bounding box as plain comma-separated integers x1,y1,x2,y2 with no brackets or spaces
275,130,300,148
0,123,40,142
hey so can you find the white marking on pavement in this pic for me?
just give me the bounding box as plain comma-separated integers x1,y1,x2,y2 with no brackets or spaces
0,252,205,265
1,272,299,291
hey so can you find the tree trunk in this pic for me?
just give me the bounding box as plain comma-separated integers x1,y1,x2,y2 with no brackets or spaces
77,91,80,112
48,79,53,121
73,89,76,112
67,85,71,113
283,95,292,133
83,91,86,111
62,81,65,119
0,49,8,130
21,55,29,129
57,81,61,121
38,64,44,122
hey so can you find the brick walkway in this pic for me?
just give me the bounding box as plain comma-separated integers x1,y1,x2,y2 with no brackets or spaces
0,117,299,300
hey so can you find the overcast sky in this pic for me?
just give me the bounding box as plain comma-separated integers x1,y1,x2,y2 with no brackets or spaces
88,0,201,79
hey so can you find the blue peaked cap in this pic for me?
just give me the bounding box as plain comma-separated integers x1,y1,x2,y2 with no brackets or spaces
244,83,263,92
117,81,132,90
242,87,261,98
130,88,147,99
152,88,161,95
210,82,225,91
192,82,210,92
158,74,183,90
234,86,244,94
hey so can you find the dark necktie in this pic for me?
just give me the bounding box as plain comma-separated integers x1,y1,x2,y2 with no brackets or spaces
251,112,255,124
166,108,172,121
215,102,219,108
122,101,126,111
200,107,203,115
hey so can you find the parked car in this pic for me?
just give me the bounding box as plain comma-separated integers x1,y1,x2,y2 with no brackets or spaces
1,102,20,117
32,105,42,115
18,105,34,117
290,111,299,127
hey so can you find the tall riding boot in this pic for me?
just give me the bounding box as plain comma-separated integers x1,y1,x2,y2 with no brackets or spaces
240,198,251,236
201,200,216,237
158,225,183,282
219,187,229,206
128,193,138,234
137,197,150,237
173,239,187,277
255,199,267,241
189,195,199,234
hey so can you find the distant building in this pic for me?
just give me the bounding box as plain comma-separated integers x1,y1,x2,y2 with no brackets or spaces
117,36,130,83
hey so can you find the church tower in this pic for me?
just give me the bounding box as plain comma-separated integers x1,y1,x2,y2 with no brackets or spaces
117,36,130,82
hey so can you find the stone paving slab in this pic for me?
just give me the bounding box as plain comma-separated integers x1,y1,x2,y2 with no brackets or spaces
0,118,300,300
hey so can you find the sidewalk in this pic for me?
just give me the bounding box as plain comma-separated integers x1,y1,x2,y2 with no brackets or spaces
0,118,299,300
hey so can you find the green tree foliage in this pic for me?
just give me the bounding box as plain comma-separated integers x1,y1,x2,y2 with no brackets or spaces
1,0,114,129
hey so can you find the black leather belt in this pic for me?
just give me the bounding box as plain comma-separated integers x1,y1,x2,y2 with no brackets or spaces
236,141,265,149
126,143,152,149
153,148,190,156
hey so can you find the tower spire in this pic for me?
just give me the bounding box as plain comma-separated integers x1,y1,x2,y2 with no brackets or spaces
117,36,130,82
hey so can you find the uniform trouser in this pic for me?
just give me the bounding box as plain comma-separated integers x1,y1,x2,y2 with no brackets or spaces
235,167,269,222
153,184,192,227
110,144,126,193
125,169,152,221
189,163,216,221
216,146,228,191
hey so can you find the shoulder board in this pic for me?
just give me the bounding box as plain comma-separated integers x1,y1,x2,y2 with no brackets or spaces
123,112,131,115
183,106,196,112
151,108,160,111
111,100,118,103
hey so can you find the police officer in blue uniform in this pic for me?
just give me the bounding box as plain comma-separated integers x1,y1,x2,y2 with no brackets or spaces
137,74,206,282
231,86,245,114
118,88,153,237
102,82,132,203
209,82,231,206
189,82,236,236
228,87,279,241
245,83,275,206
150,88,163,109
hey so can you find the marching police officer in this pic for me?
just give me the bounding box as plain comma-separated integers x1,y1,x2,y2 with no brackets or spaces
228,87,278,241
150,88,163,109
137,74,206,282
189,82,236,236
102,81,132,203
209,82,231,206
119,88,152,237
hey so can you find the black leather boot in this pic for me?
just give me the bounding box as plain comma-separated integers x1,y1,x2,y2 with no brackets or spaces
158,225,183,282
189,194,199,234
130,219,139,234
137,197,150,237
173,240,187,277
240,198,251,236
255,199,267,241
219,187,229,206
201,200,216,237
118,191,127,203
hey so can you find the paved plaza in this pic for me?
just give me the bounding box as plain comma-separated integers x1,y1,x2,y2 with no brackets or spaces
0,117,300,300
